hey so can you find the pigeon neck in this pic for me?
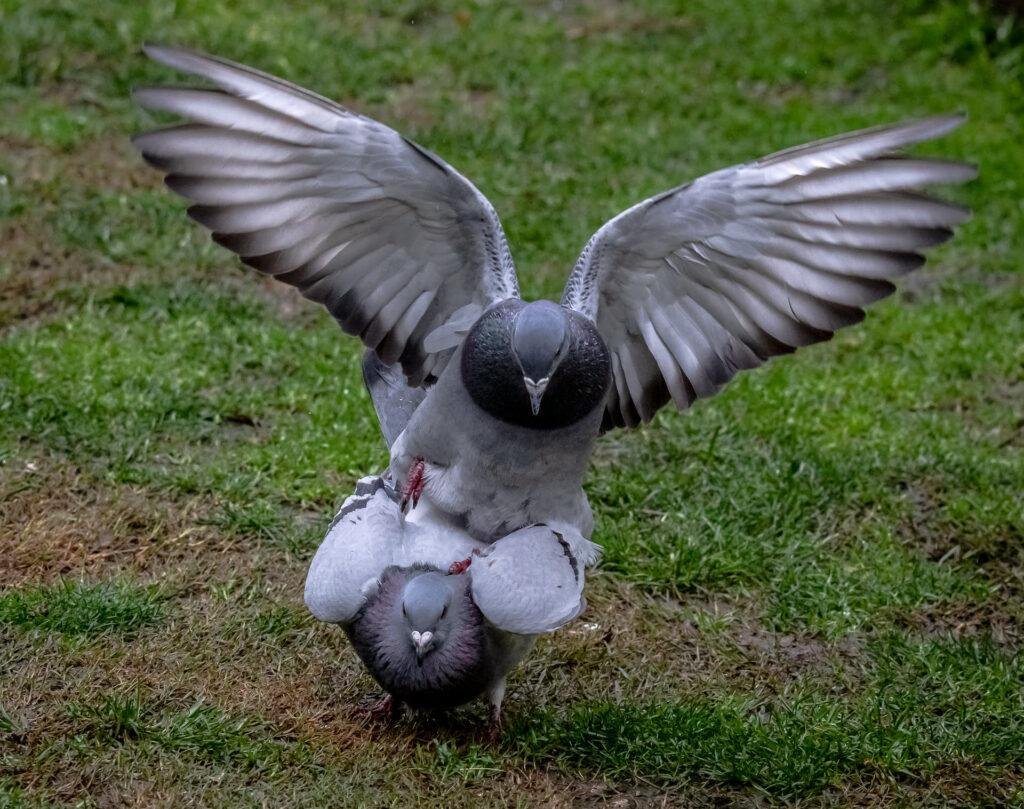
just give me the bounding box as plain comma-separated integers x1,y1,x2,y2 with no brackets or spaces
346,567,495,709
461,300,611,430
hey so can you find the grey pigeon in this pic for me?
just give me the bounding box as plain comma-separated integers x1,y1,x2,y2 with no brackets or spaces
133,45,976,541
304,475,597,729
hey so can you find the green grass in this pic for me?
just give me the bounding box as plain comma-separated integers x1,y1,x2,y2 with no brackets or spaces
510,636,1024,798
51,189,225,269
65,694,313,771
2,0,1023,805
0,580,165,638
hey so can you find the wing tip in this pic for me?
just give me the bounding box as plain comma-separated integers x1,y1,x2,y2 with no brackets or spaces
908,111,966,136
957,160,980,184
130,133,171,167
140,43,245,88
141,42,185,67
872,111,968,147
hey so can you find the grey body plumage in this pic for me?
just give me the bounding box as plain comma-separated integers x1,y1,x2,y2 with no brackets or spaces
311,344,589,721
304,479,594,717
134,45,977,544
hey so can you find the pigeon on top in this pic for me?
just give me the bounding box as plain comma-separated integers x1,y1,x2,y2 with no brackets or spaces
133,44,976,540
304,474,597,728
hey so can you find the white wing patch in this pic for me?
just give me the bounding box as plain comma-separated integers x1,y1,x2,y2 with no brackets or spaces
304,483,405,623
304,477,485,624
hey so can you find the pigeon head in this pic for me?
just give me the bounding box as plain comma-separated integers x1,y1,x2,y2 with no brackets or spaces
399,571,456,661
511,300,571,416
345,566,495,709
461,299,612,430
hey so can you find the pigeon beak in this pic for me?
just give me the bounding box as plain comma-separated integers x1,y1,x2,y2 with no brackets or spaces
411,630,434,663
523,377,549,416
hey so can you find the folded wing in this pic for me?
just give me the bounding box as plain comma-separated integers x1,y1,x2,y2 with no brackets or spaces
133,45,519,385
362,350,428,449
470,523,597,634
304,478,405,623
561,115,976,428
305,476,482,623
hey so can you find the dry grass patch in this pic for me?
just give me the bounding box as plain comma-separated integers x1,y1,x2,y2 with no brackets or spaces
515,574,862,713
0,218,121,330
0,458,226,586
3,132,159,192
896,600,1023,648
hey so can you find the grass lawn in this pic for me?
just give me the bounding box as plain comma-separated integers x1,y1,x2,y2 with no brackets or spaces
2,0,1023,805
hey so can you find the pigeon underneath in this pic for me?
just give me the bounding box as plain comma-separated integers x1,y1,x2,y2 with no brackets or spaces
133,45,977,541
304,477,598,730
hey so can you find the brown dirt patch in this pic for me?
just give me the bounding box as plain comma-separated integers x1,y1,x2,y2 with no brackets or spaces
901,477,1024,598
0,208,322,333
828,762,1024,808
0,457,228,586
896,600,1023,648
563,3,697,40
0,216,127,329
514,575,862,711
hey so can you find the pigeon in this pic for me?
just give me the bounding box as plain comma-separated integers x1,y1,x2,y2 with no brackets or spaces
304,474,597,730
132,44,976,541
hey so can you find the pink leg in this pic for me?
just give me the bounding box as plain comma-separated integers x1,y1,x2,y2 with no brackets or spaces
364,693,401,723
483,703,502,744
400,457,426,512
447,548,480,576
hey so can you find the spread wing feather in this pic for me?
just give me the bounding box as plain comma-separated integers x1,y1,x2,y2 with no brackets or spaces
561,115,975,427
133,45,519,385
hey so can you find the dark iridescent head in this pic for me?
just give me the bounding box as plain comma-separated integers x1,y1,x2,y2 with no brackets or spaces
345,566,495,709
461,299,612,430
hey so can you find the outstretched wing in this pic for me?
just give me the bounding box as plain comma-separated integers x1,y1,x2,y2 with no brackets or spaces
561,115,975,428
133,45,519,385
470,523,599,634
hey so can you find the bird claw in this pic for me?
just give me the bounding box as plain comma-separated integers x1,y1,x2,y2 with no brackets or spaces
448,558,472,575
447,548,480,575
361,694,401,724
482,704,502,745
400,457,426,513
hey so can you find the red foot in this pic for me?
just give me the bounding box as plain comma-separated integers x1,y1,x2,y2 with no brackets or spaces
400,457,426,513
363,694,401,724
482,704,502,744
447,548,481,575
